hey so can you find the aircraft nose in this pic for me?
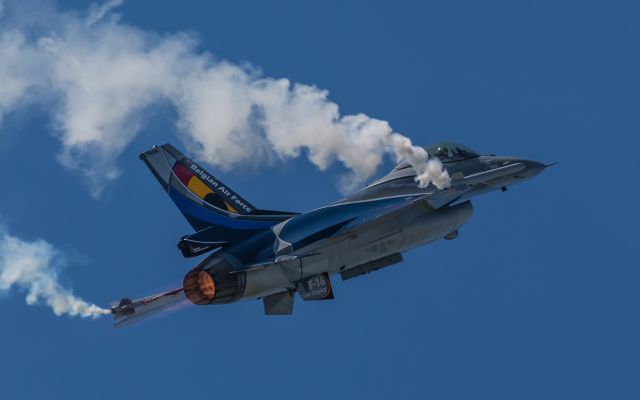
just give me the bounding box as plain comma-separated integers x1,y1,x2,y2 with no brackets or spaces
520,159,547,178
525,159,546,174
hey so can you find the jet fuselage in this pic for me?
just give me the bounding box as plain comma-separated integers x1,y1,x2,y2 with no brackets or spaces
112,142,550,324
182,145,548,310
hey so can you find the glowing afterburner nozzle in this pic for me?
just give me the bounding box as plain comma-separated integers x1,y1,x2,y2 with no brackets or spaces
198,270,216,299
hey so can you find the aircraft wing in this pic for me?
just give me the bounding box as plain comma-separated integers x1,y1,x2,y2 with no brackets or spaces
110,288,186,328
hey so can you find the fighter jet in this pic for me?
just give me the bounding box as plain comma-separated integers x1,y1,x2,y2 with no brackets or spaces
111,142,552,326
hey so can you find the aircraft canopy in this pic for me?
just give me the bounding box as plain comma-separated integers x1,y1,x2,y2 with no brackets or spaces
424,142,479,163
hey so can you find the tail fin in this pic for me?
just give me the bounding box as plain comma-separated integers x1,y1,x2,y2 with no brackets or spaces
139,144,296,253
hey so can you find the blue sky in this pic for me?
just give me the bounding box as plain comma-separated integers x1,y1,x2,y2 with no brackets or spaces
0,0,638,399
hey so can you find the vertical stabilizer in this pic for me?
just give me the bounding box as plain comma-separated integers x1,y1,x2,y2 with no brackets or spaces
139,144,296,247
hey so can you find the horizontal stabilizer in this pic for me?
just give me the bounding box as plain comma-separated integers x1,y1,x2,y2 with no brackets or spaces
111,288,185,328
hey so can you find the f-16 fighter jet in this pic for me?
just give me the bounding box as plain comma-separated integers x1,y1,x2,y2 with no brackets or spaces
111,142,552,326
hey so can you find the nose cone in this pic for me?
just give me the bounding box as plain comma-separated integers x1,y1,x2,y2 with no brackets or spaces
520,159,547,179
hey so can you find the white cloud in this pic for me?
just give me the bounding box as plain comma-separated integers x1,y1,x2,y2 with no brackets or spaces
0,0,449,194
85,0,123,26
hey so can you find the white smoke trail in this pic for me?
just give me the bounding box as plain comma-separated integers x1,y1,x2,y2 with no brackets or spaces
0,0,450,194
0,230,109,318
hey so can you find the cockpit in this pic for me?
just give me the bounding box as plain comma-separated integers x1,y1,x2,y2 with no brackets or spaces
424,142,480,163
394,142,480,170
